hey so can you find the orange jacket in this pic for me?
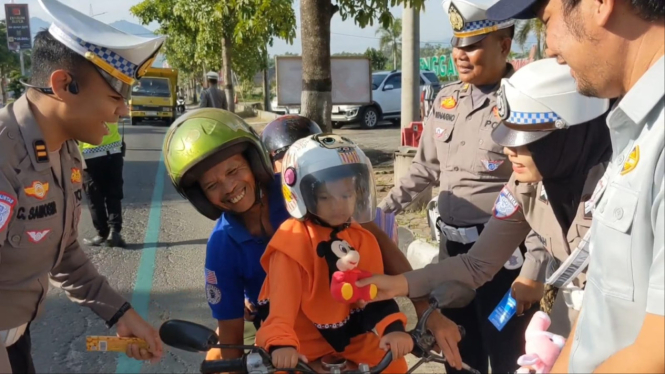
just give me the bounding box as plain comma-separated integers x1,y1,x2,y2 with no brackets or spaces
256,218,407,353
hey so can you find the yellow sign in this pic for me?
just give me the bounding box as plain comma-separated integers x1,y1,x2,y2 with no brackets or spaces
621,146,640,175
282,184,293,203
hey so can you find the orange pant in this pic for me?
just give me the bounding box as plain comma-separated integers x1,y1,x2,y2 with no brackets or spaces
300,332,408,373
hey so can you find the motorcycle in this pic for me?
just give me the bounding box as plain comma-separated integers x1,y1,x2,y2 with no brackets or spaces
176,97,186,113
159,280,482,374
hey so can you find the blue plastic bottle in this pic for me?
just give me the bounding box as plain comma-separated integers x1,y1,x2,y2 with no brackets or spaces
488,289,517,331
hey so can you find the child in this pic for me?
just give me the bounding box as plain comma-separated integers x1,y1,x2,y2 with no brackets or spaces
256,134,412,372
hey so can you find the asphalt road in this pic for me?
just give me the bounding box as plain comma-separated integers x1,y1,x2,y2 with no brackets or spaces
28,116,443,373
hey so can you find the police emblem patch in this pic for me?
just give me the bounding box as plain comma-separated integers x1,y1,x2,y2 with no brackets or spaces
27,229,51,243
493,187,519,219
481,160,504,172
24,181,49,200
440,96,457,110
448,2,465,32
206,284,222,305
0,192,16,232
496,87,509,120
71,168,82,184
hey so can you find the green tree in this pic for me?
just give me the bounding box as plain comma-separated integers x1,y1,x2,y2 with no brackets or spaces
0,21,20,104
299,0,425,132
375,17,402,70
131,0,296,112
515,19,546,60
364,47,388,71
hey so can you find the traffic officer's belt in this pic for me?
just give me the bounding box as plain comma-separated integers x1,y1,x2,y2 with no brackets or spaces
436,221,483,244
0,322,28,347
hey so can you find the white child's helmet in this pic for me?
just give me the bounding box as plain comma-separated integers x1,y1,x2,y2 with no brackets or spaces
281,134,377,224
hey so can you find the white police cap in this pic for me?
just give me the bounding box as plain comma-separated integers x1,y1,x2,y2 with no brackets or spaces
39,0,165,98
442,0,515,48
206,71,220,80
491,58,610,147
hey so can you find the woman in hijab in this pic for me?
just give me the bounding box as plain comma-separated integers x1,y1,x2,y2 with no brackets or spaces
357,58,614,339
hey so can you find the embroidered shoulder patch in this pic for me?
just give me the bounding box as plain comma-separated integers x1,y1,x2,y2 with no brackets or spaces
206,284,222,305
493,187,520,219
0,192,16,232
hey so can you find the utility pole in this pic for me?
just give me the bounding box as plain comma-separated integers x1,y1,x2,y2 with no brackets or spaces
396,4,430,211
400,3,420,130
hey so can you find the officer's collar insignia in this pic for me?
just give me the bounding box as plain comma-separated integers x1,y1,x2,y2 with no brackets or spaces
621,145,639,175
71,168,82,184
34,140,49,163
441,96,457,110
496,87,509,120
539,186,549,203
493,187,519,220
462,83,470,92
448,3,465,32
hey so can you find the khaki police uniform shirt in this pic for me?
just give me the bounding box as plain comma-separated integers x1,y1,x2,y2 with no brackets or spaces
199,85,228,110
0,96,127,366
404,164,605,334
380,65,514,227
569,56,664,373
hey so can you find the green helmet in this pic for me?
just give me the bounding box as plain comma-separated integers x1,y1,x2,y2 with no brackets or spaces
163,108,274,220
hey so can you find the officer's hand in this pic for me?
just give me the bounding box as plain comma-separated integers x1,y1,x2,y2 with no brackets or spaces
116,309,163,363
355,274,409,302
425,310,463,370
511,277,545,316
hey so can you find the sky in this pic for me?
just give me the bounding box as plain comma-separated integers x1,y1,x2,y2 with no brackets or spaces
3,0,537,55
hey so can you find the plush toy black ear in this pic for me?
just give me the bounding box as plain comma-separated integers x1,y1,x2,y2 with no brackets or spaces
317,241,329,258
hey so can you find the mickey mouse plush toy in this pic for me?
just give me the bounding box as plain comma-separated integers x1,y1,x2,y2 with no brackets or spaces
317,229,378,304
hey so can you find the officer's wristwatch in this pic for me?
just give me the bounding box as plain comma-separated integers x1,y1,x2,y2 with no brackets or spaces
106,302,133,329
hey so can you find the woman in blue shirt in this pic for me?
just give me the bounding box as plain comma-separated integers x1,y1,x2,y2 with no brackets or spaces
162,111,467,369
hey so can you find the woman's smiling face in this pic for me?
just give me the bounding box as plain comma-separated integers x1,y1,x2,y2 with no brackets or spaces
198,153,257,213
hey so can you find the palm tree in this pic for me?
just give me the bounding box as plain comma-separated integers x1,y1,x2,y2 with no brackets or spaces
375,18,402,69
515,19,546,60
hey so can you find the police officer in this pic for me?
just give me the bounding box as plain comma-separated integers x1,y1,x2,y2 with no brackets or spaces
0,0,165,372
199,71,228,109
360,59,613,342
80,122,127,247
487,0,664,372
377,1,536,372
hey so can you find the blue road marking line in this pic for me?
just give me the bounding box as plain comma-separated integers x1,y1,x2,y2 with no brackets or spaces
116,153,166,374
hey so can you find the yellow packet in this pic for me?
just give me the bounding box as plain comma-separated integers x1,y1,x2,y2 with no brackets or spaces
86,336,149,352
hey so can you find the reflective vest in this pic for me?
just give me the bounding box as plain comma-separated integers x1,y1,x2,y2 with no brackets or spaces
79,122,122,158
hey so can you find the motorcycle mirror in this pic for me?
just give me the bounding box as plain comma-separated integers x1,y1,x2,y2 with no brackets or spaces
429,281,476,309
159,320,219,353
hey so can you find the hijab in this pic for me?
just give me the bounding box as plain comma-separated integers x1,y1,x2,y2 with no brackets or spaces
527,102,614,232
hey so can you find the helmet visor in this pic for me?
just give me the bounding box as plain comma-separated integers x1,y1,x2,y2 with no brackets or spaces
301,162,377,225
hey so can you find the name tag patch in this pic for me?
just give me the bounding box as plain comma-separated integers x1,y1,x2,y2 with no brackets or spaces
493,187,519,219
0,192,16,232
481,159,504,172
17,202,57,220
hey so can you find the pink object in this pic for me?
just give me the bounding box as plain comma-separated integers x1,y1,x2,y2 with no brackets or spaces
515,311,566,374
284,168,296,186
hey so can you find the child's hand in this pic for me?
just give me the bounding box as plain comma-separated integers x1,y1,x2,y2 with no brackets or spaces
379,332,414,361
271,347,307,368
